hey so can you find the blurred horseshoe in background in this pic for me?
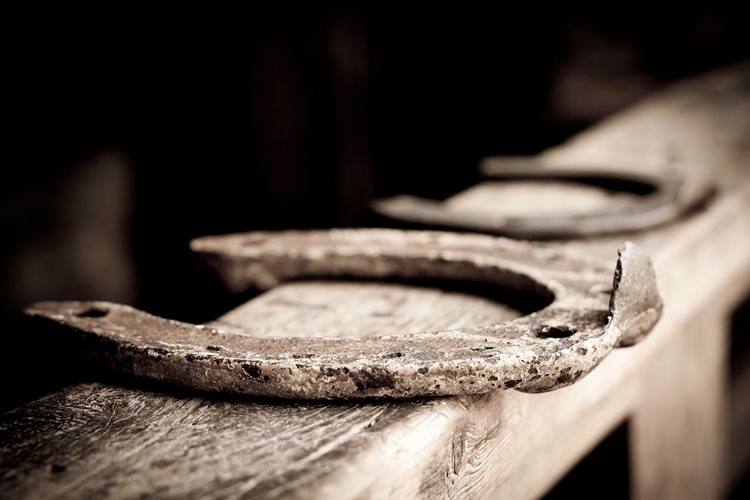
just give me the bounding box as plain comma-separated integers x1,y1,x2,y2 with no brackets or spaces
371,157,714,239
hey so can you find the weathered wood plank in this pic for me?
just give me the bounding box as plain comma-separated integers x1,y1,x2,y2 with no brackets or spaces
1,62,749,499
0,283,514,500
215,281,521,338
0,382,436,499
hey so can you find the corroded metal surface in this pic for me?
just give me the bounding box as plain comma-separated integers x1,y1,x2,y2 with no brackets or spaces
24,230,662,399
371,164,713,238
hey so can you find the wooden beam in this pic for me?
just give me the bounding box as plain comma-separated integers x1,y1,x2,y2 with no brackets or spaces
1,63,748,499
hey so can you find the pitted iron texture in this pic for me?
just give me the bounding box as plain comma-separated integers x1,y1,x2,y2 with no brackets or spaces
24,230,662,399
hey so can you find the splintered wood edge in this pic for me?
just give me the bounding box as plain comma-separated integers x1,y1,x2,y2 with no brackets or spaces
25,231,662,399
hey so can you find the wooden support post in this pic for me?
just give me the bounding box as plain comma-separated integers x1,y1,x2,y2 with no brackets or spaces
630,308,727,499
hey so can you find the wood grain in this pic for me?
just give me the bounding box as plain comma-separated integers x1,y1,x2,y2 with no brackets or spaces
0,283,505,500
215,281,522,338
1,62,749,499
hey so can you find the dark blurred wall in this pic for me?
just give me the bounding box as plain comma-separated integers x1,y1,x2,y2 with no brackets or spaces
2,6,749,409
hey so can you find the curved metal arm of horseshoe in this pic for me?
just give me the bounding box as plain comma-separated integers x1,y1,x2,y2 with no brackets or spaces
23,229,663,399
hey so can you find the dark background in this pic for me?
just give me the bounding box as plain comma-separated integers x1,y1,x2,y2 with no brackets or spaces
2,6,749,410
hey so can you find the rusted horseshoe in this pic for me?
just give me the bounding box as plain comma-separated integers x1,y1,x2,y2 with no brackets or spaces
24,229,662,399
371,160,713,239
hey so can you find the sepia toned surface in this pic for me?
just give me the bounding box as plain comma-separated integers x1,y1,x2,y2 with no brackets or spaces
1,63,749,499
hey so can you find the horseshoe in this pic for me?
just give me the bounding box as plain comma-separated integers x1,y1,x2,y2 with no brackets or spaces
23,229,662,399
371,162,713,239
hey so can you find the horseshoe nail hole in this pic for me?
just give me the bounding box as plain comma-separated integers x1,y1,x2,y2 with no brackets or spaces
75,307,109,318
537,326,576,338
